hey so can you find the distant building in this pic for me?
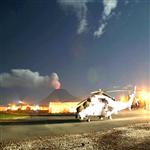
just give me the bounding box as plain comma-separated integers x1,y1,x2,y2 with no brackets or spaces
49,102,78,113
0,106,7,111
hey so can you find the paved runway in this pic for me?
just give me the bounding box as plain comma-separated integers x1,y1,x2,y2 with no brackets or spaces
0,110,150,142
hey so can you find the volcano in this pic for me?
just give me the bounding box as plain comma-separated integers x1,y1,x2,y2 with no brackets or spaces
40,89,78,106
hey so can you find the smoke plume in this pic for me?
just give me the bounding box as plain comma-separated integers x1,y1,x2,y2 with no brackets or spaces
0,69,49,88
50,73,61,89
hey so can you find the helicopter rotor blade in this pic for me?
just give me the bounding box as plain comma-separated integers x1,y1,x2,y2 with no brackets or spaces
104,89,131,93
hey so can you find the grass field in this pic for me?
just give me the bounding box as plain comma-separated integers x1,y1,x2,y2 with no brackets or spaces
0,113,29,120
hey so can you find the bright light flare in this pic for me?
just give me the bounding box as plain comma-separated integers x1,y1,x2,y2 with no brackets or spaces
49,102,79,113
139,90,150,100
138,90,150,110
11,105,18,111
33,105,40,111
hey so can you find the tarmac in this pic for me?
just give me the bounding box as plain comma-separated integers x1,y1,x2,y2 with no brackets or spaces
0,110,150,142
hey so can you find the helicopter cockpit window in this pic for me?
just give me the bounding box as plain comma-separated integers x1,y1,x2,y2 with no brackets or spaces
87,98,91,102
98,98,102,102
98,98,108,104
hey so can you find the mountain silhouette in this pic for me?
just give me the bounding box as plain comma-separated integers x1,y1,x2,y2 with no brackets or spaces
40,89,78,106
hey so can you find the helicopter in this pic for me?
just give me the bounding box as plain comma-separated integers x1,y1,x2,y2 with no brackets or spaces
76,86,136,122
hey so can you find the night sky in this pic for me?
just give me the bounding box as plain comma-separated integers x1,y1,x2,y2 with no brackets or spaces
0,0,149,104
